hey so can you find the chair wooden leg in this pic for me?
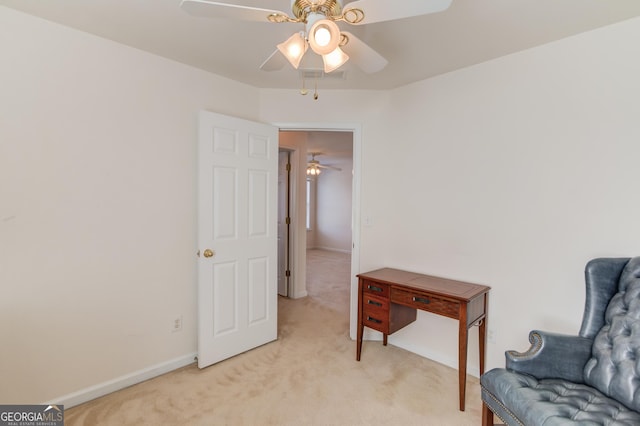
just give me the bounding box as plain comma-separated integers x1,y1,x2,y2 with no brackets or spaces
482,402,494,426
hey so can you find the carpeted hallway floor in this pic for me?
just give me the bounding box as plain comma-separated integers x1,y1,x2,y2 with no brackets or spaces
65,249,482,425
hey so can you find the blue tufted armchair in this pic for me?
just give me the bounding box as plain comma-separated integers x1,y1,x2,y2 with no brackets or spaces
480,257,640,425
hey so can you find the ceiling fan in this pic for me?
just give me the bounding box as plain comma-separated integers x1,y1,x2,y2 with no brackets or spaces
307,152,341,176
180,0,453,74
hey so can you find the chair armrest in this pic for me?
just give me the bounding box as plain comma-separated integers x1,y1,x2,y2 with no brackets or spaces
505,330,593,383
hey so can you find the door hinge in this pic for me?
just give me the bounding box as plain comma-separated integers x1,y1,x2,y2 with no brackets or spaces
286,217,291,225
285,270,291,277
286,163,291,171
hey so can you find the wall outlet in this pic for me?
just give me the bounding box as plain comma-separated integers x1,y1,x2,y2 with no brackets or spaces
487,329,496,344
172,315,183,333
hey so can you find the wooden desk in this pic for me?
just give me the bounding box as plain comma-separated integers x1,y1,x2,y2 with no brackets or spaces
356,268,490,411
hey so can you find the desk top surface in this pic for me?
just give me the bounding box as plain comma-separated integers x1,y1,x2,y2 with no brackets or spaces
357,267,490,301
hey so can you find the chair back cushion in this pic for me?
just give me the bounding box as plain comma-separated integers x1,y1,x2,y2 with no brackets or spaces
584,256,640,411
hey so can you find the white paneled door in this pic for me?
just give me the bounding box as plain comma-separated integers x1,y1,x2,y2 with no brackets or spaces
197,110,278,369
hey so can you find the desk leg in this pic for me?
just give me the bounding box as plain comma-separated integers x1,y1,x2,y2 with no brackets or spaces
479,318,487,375
356,320,363,361
356,281,363,361
458,319,468,411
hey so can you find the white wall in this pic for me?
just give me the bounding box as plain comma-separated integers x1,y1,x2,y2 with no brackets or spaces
305,131,353,253
376,16,640,373
315,157,353,253
306,175,318,250
261,17,640,375
0,7,260,404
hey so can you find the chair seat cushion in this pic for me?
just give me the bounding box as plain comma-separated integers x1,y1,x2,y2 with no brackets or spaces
481,368,640,425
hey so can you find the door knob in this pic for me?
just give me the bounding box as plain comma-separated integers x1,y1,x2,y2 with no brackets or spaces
203,249,215,258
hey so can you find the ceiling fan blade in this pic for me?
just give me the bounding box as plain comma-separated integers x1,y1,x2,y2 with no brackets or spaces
317,164,342,171
343,0,452,25
260,49,287,71
180,0,288,22
341,31,388,74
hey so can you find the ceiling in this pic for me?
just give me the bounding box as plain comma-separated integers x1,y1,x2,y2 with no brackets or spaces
302,131,353,162
2,0,640,91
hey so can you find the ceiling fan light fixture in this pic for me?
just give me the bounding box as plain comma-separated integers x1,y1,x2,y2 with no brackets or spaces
277,31,308,69
322,46,349,73
308,19,340,55
306,164,321,176
315,27,331,47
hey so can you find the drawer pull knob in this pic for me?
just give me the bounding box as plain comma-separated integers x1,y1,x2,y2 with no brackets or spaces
367,316,382,324
413,296,430,304
367,300,382,307
367,285,383,292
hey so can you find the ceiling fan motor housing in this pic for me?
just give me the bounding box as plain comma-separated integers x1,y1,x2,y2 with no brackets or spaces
291,0,343,21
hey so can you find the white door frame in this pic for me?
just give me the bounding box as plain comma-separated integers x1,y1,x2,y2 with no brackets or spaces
277,149,292,297
274,122,362,341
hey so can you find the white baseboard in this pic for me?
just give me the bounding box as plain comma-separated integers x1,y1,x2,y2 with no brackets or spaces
361,330,480,378
45,352,197,408
290,288,308,299
308,246,352,254
390,339,481,378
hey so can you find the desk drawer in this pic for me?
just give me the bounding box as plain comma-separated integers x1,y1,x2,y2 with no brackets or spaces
362,293,389,333
363,311,388,333
362,293,388,315
391,288,460,319
362,280,389,298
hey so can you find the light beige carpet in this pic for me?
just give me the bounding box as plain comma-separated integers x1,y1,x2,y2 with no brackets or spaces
66,250,482,425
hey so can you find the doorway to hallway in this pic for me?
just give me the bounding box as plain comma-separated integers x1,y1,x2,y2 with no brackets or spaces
277,129,355,302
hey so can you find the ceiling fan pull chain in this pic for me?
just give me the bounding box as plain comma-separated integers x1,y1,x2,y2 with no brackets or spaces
314,77,319,100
